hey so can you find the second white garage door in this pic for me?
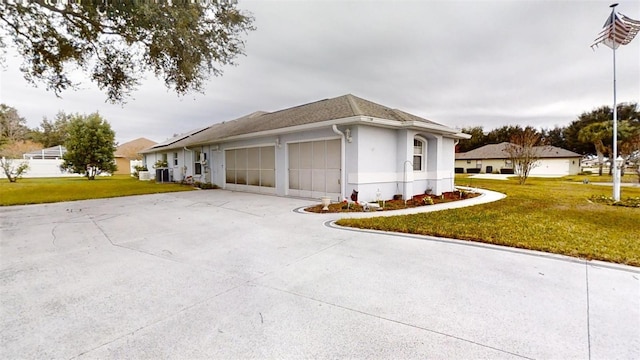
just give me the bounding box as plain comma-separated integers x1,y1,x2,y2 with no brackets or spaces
288,139,341,199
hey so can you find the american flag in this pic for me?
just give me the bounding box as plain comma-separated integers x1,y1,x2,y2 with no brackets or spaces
591,11,640,49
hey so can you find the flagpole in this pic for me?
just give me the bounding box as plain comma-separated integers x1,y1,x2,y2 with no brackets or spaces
610,3,621,201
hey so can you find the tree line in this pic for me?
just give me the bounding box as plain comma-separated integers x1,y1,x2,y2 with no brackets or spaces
0,104,116,181
457,103,640,176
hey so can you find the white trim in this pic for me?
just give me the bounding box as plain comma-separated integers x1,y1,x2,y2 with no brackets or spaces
220,142,275,151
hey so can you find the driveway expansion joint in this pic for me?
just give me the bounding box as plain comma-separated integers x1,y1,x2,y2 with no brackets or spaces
258,284,535,360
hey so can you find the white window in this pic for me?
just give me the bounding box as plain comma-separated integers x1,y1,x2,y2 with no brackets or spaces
194,150,202,175
476,160,482,169
505,159,513,168
413,138,424,171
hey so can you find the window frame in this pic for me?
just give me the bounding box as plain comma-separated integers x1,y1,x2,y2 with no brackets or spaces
413,137,425,171
194,150,202,175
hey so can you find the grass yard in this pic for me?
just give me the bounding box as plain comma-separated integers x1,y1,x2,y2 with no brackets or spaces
0,175,194,206
337,176,640,266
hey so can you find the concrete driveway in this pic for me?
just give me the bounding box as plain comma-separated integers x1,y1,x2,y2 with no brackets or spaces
1,190,638,359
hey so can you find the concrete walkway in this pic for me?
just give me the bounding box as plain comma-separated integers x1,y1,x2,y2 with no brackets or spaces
1,190,638,359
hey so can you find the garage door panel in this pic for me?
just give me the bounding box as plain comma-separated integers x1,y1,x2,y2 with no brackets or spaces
226,150,235,169
326,139,341,169
289,169,299,189
312,141,326,168
326,169,341,193
289,143,299,167
236,170,247,185
300,169,312,190
236,148,248,169
247,170,260,186
312,170,325,192
226,170,235,184
300,142,312,169
261,146,275,169
262,170,275,187
248,148,260,168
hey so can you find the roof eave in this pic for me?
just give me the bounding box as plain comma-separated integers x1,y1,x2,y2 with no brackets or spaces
146,116,467,152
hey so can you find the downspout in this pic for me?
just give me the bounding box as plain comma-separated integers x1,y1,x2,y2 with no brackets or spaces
332,125,346,201
453,139,460,191
184,147,193,181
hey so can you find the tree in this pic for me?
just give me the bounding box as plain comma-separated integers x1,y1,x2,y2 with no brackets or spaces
485,125,535,145
31,112,71,147
457,126,486,153
564,103,640,155
0,104,30,146
540,126,566,148
0,1,255,104
578,121,611,176
0,140,37,182
0,105,33,182
503,127,543,185
617,120,640,176
61,113,117,179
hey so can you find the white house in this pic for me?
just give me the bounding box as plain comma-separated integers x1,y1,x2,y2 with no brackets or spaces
455,142,582,176
140,94,469,202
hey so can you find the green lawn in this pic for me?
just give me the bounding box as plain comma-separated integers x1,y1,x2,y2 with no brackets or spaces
0,175,194,206
337,176,640,266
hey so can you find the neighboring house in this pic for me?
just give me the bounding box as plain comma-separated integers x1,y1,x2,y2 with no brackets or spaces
114,137,157,175
140,94,469,202
455,142,582,176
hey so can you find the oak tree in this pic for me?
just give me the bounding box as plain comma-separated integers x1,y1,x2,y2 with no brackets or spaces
0,1,255,103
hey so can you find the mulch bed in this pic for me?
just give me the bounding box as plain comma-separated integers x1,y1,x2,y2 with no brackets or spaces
304,191,480,213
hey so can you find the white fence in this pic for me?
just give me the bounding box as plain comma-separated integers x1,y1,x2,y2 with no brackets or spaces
0,158,81,179
0,159,142,179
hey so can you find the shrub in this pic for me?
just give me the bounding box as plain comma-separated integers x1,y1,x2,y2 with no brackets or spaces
588,195,640,208
193,181,217,189
133,165,148,179
466,168,481,174
153,160,168,168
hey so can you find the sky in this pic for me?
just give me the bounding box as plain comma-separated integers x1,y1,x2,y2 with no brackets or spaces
1,0,639,145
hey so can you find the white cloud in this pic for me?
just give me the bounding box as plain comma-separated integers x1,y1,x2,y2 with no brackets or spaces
0,0,638,143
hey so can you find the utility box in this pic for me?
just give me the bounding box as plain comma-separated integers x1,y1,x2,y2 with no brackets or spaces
155,168,170,183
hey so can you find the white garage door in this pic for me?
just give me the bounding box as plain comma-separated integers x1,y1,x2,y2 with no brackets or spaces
530,159,570,176
288,139,341,199
225,146,276,194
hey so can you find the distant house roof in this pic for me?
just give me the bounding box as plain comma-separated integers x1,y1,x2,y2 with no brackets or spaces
23,145,66,159
455,142,582,160
141,94,468,153
115,137,157,158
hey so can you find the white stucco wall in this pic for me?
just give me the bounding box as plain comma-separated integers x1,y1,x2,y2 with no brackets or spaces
530,158,581,176
346,127,457,202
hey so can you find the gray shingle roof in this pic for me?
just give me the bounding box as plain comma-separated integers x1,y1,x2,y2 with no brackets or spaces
142,94,455,153
455,142,582,160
